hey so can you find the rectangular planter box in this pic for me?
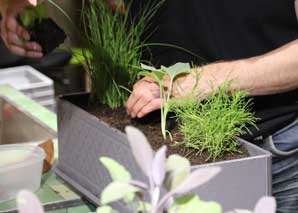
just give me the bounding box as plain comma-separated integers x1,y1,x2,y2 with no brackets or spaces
55,93,272,212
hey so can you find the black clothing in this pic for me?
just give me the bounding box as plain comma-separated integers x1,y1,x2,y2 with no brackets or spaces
131,0,298,139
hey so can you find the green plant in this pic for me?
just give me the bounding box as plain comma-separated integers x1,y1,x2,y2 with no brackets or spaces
96,126,275,213
81,0,162,108
19,3,47,28
171,82,256,161
139,62,192,139
98,126,222,213
19,0,72,29
14,127,276,213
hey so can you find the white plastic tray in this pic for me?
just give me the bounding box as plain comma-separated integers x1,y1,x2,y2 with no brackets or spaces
0,66,55,111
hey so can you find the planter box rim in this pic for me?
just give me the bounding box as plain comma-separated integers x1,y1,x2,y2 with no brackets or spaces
58,93,271,166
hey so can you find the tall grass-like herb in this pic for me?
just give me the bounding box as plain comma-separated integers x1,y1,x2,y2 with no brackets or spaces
171,83,256,161
82,0,162,108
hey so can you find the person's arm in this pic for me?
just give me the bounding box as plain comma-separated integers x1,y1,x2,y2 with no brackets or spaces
126,39,298,118
0,0,43,58
178,39,298,97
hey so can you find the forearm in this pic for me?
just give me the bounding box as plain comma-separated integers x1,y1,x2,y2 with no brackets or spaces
192,39,298,97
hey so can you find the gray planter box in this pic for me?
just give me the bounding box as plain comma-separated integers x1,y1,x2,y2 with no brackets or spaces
55,93,272,212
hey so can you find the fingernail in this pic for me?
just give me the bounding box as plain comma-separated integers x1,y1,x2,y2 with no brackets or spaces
131,113,135,118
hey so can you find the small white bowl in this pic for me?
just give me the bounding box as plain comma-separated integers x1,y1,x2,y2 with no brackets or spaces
0,144,45,203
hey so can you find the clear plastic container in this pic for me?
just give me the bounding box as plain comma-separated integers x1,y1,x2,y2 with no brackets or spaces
0,144,45,202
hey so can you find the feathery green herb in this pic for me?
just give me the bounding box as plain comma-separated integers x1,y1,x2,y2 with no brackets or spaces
171,82,256,161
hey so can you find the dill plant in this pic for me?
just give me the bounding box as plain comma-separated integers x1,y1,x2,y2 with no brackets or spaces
171,83,256,161
81,0,161,108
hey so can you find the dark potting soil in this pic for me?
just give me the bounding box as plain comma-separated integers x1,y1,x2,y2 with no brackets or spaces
29,18,66,55
87,104,249,165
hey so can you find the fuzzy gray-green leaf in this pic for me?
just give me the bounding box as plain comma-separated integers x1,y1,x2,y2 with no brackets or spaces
166,155,191,190
125,126,154,178
152,146,167,186
254,197,276,213
100,157,131,181
96,205,117,213
169,195,221,213
101,182,140,205
172,167,221,195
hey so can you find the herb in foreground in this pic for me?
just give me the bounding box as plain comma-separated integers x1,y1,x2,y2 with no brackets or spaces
171,82,256,161
97,126,275,213
139,62,192,139
99,126,222,213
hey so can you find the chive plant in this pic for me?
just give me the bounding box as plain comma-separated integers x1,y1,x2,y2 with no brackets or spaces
171,82,256,161
81,0,162,108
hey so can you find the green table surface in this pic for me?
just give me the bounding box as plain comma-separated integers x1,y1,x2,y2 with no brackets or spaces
0,85,96,212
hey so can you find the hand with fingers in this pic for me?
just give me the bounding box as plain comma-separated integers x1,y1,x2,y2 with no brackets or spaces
0,0,43,58
126,69,209,118
126,77,163,118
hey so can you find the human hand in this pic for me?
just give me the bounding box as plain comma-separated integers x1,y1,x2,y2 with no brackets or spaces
0,0,43,58
107,0,125,13
126,77,162,118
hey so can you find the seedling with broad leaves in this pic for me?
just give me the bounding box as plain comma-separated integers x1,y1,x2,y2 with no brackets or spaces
139,63,192,139
96,126,276,213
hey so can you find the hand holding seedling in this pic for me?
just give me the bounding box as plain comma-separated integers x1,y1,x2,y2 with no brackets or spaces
0,0,43,58
127,63,192,139
126,63,192,119
126,76,162,119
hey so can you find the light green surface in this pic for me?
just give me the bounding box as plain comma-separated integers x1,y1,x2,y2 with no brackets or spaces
49,205,95,213
0,172,80,211
0,85,93,212
0,85,59,158
0,85,57,131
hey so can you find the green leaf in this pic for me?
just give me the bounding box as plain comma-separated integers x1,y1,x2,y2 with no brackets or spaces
101,182,140,205
100,157,131,181
163,62,191,80
69,48,93,65
138,71,165,83
35,3,47,19
165,155,191,190
137,201,152,212
19,9,35,28
96,205,117,213
19,4,48,28
169,195,222,213
141,63,158,71
100,157,135,203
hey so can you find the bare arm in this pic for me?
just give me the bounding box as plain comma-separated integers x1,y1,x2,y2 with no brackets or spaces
127,39,298,118
179,39,298,98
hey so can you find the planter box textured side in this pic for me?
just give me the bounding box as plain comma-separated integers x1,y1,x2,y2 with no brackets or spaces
55,93,272,212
